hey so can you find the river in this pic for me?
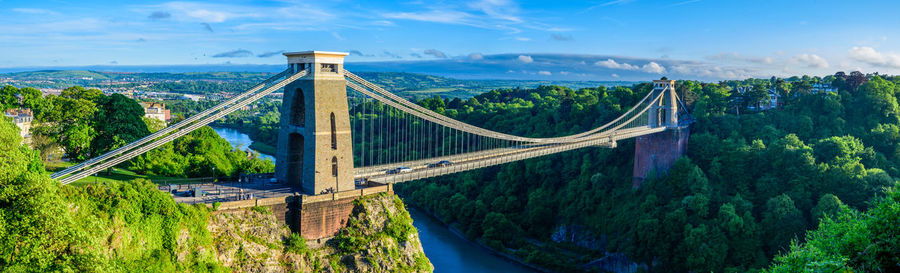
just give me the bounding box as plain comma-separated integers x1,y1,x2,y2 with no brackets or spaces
408,207,537,273
212,126,536,272
211,127,276,162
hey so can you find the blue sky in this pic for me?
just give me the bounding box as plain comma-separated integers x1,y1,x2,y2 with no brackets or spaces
2,0,899,80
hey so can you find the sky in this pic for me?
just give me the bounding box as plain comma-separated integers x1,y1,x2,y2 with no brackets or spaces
2,0,900,80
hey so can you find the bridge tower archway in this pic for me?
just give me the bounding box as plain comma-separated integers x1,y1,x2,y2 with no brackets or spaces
275,51,354,194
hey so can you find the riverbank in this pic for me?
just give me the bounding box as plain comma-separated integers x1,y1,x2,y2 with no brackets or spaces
249,141,277,156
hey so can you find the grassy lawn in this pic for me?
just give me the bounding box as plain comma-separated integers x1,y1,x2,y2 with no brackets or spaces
46,161,202,186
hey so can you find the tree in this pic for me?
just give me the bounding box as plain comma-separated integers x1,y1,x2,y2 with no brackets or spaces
744,83,769,110
774,79,789,107
91,94,150,157
811,194,844,223
846,71,868,92
0,118,101,271
790,80,812,96
0,85,19,110
143,117,166,133
767,189,900,272
33,87,100,161
853,76,899,127
18,87,43,110
682,224,728,272
762,194,806,256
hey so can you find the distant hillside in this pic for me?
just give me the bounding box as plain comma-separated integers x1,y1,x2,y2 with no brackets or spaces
1,70,636,99
354,71,635,99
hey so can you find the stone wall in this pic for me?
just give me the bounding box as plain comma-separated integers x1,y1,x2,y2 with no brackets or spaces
209,184,393,240
298,184,393,240
632,125,690,188
298,196,357,240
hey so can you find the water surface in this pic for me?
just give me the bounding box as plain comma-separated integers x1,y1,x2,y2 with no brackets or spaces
408,207,536,273
211,127,276,162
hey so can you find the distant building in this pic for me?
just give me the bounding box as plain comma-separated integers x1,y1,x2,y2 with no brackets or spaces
732,86,779,111
812,83,838,94
182,94,206,101
140,102,170,123
4,108,33,145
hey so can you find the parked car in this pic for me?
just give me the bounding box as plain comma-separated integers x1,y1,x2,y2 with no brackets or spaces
428,160,453,168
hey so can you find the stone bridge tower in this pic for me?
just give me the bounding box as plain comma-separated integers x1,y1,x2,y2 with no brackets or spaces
633,79,689,188
275,51,354,194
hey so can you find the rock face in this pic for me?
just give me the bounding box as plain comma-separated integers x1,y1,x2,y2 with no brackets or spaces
207,193,432,272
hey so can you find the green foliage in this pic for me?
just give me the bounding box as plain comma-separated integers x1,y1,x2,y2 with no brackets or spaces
332,194,418,255
283,233,308,255
767,188,900,272
8,84,271,179
250,206,271,214
31,86,102,161
91,93,151,156
397,76,900,272
0,118,227,271
127,126,274,178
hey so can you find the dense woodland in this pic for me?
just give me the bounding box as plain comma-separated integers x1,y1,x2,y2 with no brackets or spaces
2,71,900,272
393,72,900,272
0,85,273,179
0,116,229,271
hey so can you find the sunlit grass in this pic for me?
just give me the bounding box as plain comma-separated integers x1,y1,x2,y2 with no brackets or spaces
45,161,201,186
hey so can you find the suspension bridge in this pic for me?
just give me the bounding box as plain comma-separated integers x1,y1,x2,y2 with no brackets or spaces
51,51,691,195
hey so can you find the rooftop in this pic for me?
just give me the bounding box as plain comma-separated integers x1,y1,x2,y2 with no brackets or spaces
282,51,349,57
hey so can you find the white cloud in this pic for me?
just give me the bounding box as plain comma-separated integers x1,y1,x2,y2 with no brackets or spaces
467,0,522,23
641,62,666,73
594,58,666,73
380,0,564,33
559,71,570,75
671,64,758,79
849,46,900,68
590,0,635,9
538,71,551,75
469,53,484,60
187,9,228,22
792,53,829,68
424,49,447,58
518,55,533,63
514,37,531,41
371,20,395,26
611,73,620,78
594,59,638,70
383,10,471,25
145,2,332,25
12,8,58,15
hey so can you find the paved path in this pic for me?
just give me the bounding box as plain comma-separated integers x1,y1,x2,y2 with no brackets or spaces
161,179,302,204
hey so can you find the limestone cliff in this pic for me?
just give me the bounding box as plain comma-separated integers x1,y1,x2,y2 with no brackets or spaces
206,193,433,272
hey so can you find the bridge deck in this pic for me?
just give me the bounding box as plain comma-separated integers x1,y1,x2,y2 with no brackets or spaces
359,126,665,184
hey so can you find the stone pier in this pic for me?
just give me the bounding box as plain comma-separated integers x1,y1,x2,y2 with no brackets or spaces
632,125,690,188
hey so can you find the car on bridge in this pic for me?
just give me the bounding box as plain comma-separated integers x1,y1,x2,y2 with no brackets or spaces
428,160,453,168
386,166,413,174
